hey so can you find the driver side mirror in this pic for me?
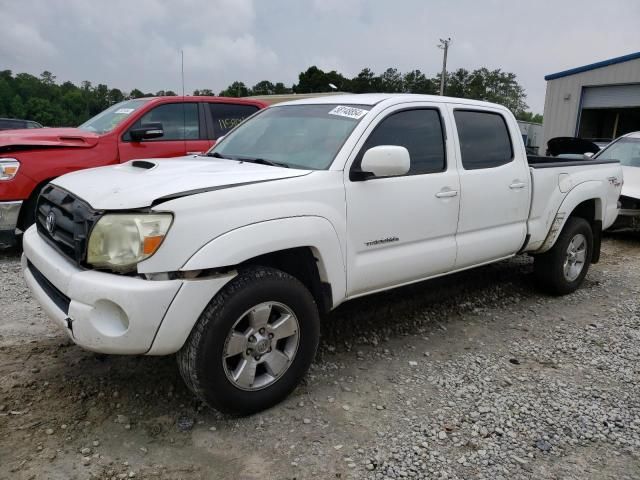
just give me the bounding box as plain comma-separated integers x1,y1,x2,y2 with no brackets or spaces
352,145,410,181
583,152,594,159
129,122,164,142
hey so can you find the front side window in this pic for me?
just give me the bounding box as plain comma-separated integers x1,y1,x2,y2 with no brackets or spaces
126,103,200,141
209,103,260,138
596,137,640,167
355,109,446,176
210,104,369,170
79,99,149,134
454,110,513,170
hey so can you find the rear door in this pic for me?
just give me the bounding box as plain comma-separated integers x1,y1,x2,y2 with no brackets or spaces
345,103,460,296
448,106,530,268
118,102,209,161
205,102,261,147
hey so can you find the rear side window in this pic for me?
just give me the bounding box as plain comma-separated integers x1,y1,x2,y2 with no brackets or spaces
454,110,513,170
209,103,259,138
356,109,446,176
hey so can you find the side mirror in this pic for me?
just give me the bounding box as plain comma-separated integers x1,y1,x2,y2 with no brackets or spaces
583,152,594,159
355,145,410,180
129,123,164,142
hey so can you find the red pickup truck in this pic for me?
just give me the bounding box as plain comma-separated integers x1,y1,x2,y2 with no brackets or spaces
0,96,266,247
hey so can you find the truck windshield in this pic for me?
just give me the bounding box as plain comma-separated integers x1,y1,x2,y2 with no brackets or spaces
209,104,370,170
596,137,640,167
78,99,150,134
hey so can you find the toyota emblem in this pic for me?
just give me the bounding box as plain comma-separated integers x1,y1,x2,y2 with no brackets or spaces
45,211,56,234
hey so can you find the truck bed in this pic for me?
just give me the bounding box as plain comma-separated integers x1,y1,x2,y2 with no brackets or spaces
525,156,622,253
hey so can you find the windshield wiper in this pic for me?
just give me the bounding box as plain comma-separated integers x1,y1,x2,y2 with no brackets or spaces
205,151,228,159
205,152,289,168
238,157,290,168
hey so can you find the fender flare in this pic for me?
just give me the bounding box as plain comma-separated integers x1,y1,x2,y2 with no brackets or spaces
182,216,347,307
537,180,604,253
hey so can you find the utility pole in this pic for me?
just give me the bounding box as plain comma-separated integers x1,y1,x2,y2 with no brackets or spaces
438,38,451,96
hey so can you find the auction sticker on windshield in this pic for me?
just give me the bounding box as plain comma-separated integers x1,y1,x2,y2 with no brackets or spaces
328,105,369,120
114,108,135,115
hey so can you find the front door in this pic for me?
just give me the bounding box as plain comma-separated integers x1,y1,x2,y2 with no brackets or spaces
345,105,460,297
119,102,209,161
448,107,530,268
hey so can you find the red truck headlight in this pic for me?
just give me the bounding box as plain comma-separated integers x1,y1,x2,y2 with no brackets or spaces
0,158,20,181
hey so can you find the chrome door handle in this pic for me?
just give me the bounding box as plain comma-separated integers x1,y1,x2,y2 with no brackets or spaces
509,182,526,189
187,151,204,155
435,190,458,198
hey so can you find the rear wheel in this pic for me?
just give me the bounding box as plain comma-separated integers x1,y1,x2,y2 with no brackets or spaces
534,217,593,295
177,266,320,415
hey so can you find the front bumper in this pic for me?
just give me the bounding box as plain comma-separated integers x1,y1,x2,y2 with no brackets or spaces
22,226,235,355
0,200,22,247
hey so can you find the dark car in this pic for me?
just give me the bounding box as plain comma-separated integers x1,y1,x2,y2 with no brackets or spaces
0,118,43,131
546,137,600,157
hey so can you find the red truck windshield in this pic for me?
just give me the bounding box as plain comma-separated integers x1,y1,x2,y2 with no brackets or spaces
78,99,150,134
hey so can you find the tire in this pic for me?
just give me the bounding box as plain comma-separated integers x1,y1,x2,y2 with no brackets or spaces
534,217,593,295
177,266,320,415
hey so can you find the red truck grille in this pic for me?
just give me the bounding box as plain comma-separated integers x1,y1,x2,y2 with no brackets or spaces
36,184,101,265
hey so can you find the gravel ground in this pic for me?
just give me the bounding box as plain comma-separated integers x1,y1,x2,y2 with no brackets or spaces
1,234,639,480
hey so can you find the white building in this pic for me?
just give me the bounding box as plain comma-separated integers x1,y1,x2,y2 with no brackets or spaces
517,120,543,155
542,51,640,150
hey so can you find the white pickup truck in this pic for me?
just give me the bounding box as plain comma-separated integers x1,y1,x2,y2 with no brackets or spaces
22,94,622,414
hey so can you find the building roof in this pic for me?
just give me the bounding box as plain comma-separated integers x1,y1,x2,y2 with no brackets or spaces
545,51,640,81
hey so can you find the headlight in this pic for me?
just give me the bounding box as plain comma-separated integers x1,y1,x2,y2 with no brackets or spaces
0,159,20,181
87,213,173,273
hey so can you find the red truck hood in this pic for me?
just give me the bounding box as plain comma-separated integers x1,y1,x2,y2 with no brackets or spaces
0,128,99,151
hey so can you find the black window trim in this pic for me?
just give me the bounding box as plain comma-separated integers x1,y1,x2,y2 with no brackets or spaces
199,102,213,140
349,106,448,181
121,102,203,143
453,108,515,170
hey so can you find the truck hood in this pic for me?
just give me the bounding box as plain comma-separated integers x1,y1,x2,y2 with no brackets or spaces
53,156,311,209
622,166,640,200
0,127,99,152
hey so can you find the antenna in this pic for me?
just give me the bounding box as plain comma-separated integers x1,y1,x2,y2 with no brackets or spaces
181,50,187,154
181,50,185,97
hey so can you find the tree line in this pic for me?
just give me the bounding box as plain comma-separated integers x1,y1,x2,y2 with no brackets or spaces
0,66,541,127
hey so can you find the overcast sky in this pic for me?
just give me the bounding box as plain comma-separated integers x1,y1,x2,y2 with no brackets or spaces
1,0,638,113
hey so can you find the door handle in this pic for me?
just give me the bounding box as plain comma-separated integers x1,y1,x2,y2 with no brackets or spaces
435,189,458,198
187,151,204,155
509,182,526,190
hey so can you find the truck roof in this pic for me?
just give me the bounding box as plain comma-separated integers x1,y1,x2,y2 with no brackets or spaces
141,96,267,107
276,93,509,110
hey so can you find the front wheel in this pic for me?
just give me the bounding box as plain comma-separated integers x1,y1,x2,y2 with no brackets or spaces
177,266,320,415
534,217,593,295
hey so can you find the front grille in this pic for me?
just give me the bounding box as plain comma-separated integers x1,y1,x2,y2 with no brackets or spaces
27,260,71,314
36,184,101,265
